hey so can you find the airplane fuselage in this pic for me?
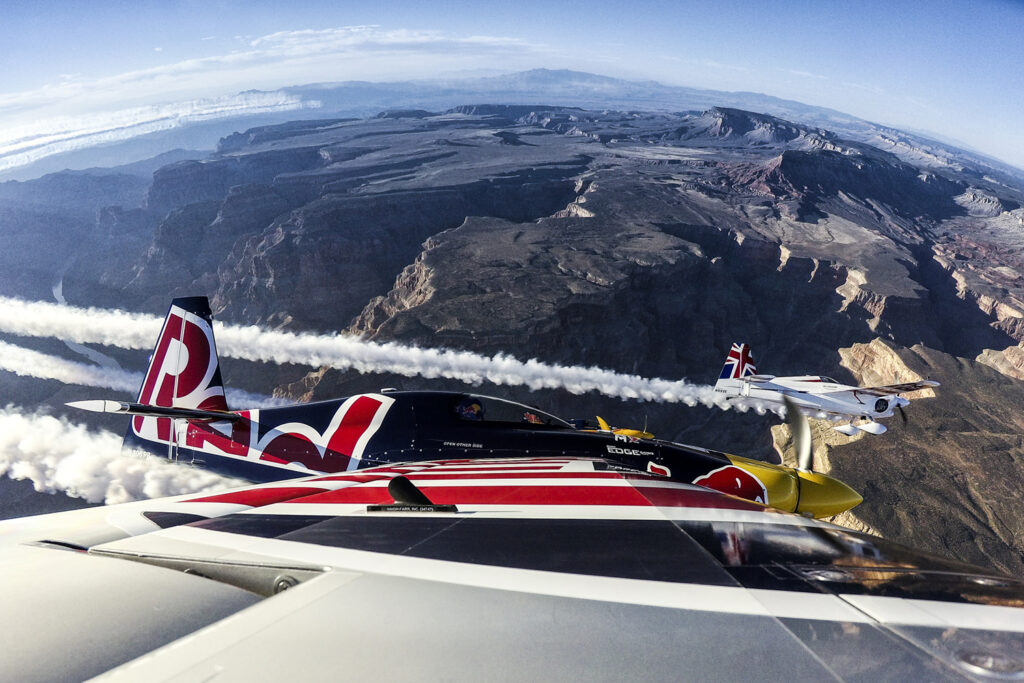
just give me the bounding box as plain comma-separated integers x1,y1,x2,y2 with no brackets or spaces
126,390,737,482
715,376,908,420
122,390,861,518
90,304,860,519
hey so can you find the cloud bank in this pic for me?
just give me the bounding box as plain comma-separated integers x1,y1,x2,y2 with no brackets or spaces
0,26,544,174
0,91,316,174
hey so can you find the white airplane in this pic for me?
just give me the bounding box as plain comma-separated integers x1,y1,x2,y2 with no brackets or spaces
714,342,939,435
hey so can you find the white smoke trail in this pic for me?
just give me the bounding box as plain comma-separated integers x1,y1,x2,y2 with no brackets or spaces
0,407,244,504
0,296,161,348
0,296,764,412
53,279,123,370
216,325,738,408
0,339,288,408
0,340,141,392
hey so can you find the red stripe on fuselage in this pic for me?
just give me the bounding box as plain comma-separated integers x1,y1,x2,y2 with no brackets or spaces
309,473,394,484
405,472,624,480
288,484,649,507
327,395,384,456
305,463,576,481
186,486,329,507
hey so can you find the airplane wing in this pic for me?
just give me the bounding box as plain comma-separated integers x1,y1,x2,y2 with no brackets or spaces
857,380,941,395
2,456,1021,681
742,374,777,383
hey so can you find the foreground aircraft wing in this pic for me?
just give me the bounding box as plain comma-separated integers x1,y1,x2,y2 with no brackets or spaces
2,456,1022,681
857,380,941,395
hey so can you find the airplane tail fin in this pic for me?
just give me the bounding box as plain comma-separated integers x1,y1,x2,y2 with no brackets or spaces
129,296,229,445
714,343,757,391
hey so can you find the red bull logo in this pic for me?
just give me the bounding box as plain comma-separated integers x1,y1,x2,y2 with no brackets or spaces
128,297,398,474
182,395,395,472
693,465,769,505
133,303,227,442
647,461,671,477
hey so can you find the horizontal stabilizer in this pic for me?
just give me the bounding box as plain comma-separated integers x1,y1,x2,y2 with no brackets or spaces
66,400,239,422
857,421,887,435
833,421,888,436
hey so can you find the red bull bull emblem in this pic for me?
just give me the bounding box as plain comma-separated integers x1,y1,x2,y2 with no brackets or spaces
647,461,671,477
693,465,768,505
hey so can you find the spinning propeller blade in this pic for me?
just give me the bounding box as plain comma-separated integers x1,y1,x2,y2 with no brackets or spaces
783,396,813,471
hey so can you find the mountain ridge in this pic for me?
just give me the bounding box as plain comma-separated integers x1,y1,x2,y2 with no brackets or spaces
3,69,1020,183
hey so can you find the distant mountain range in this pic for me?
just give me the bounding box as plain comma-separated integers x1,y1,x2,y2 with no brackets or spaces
3,69,1021,184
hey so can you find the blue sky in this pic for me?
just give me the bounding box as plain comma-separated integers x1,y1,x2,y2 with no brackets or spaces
1,0,1022,168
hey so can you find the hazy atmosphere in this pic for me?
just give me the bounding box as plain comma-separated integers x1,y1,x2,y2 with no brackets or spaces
2,0,1022,171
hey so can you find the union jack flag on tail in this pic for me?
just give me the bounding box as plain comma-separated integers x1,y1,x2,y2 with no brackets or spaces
718,343,757,381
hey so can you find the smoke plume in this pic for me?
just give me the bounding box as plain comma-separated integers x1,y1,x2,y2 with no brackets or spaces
0,296,763,412
0,407,244,504
0,339,285,407
0,340,141,392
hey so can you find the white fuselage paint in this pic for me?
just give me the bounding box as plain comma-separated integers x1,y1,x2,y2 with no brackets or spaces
716,376,909,420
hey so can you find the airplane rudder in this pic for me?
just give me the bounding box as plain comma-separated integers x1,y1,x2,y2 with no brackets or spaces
135,295,228,413
170,296,215,318
717,342,744,382
173,296,228,404
737,343,757,377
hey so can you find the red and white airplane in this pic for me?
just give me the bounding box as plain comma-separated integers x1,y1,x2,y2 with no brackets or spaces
714,343,939,435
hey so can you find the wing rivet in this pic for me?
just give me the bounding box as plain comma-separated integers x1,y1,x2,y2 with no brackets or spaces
273,575,299,593
956,651,1024,676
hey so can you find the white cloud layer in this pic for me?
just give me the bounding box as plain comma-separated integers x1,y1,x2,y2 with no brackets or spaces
1,26,531,113
0,26,544,173
0,91,316,173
